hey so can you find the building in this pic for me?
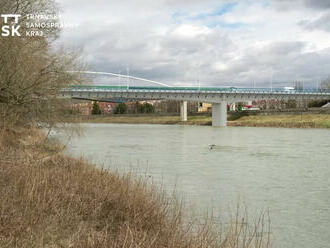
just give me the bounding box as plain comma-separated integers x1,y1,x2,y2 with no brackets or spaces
72,101,92,115
198,102,238,112
98,102,117,114
198,102,212,112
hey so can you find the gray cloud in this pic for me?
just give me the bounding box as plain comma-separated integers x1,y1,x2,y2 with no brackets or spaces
61,20,235,83
56,0,330,87
302,0,330,9
299,12,330,32
217,42,330,86
271,0,330,10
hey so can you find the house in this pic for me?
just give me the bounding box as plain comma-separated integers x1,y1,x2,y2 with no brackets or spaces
98,102,117,114
198,102,212,112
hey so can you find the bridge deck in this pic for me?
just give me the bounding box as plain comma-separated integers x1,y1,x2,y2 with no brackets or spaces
64,85,330,94
60,85,330,127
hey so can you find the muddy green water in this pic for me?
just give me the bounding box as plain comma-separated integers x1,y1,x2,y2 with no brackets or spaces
56,124,330,248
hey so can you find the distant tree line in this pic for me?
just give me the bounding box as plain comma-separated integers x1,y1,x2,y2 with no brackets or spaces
91,102,102,115
114,103,128,114
114,102,154,114
91,102,156,115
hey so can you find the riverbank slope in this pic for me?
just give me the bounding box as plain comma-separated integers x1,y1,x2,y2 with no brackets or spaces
0,128,270,248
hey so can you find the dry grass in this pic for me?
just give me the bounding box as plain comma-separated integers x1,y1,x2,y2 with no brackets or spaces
0,128,271,248
80,115,212,126
229,114,330,128
83,115,183,124
79,113,330,129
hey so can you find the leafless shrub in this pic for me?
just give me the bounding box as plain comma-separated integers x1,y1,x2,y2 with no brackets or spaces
0,0,85,129
0,128,271,248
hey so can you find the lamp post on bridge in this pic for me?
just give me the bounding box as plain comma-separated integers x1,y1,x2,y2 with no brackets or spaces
126,67,130,90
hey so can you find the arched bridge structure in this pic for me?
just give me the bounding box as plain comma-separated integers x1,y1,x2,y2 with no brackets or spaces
60,85,330,127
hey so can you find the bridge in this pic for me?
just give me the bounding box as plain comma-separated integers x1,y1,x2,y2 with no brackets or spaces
60,85,330,127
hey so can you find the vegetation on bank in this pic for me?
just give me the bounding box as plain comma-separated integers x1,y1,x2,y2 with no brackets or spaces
0,0,83,129
1,1,270,247
0,128,271,248
80,115,212,125
230,114,330,128
0,1,286,247
76,113,330,128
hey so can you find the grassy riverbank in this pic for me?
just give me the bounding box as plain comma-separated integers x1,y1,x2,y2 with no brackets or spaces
0,128,270,248
80,115,212,125
78,113,330,128
230,114,330,128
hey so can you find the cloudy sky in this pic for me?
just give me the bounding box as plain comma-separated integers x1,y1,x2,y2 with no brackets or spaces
56,0,330,87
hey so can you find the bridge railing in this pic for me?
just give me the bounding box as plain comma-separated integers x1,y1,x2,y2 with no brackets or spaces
62,85,330,94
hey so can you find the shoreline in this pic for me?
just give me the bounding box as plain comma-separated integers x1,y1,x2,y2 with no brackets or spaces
72,113,330,129
0,127,271,247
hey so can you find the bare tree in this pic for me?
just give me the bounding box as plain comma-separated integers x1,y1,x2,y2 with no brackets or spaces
0,0,84,128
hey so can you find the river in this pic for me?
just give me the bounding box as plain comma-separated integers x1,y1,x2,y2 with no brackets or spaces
55,123,330,248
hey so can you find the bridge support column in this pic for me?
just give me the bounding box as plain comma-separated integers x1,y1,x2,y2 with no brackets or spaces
212,101,227,127
180,101,187,122
230,103,236,111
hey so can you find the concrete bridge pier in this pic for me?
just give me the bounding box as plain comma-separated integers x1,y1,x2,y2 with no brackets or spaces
180,101,187,122
230,102,236,111
212,101,227,127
